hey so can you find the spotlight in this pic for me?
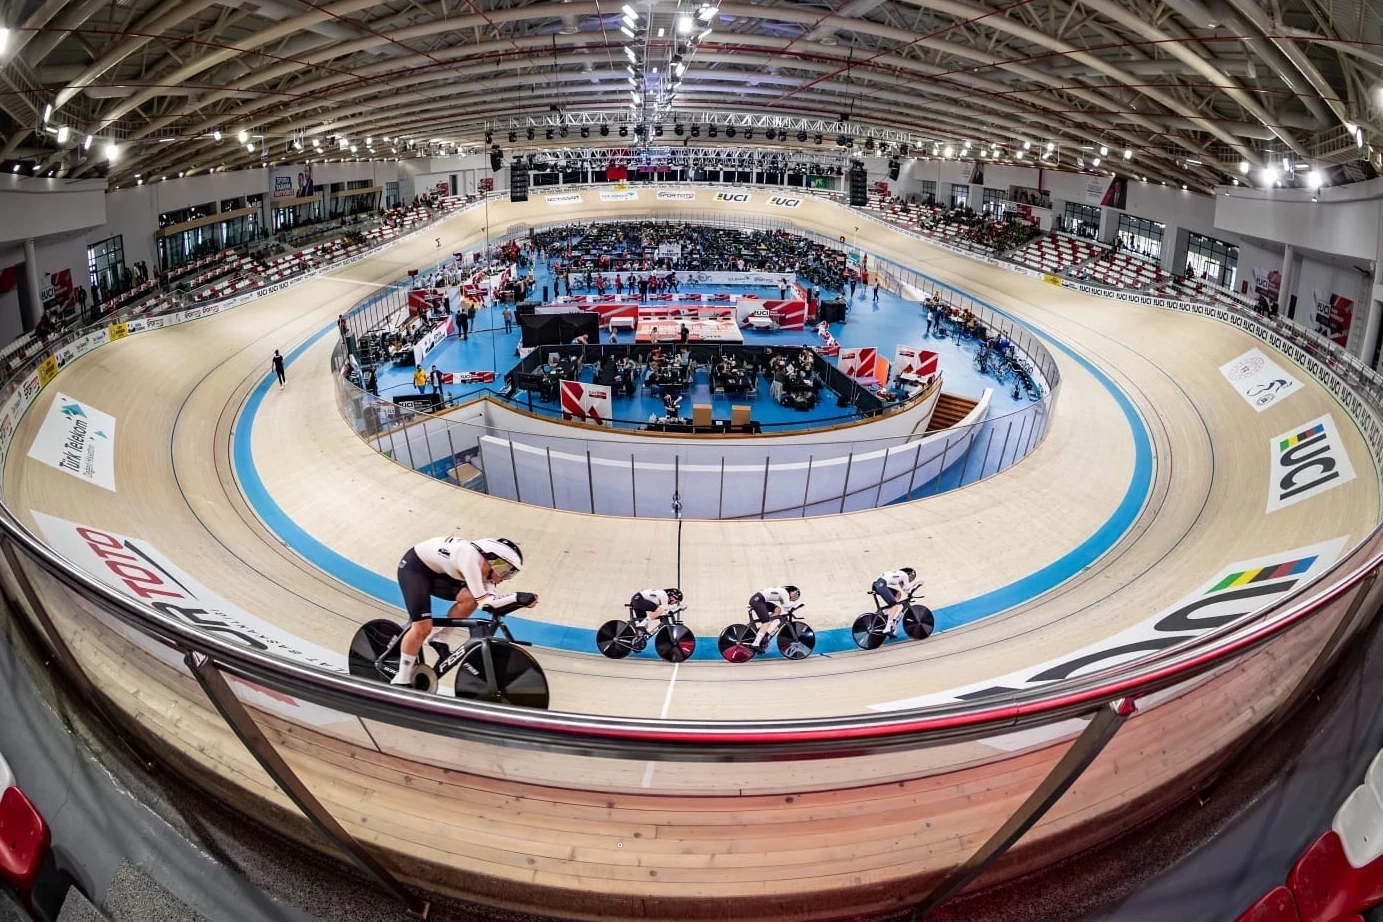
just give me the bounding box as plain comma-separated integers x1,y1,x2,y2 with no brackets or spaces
601,124,610,136
744,128,753,140
1306,169,1323,188
864,138,875,150
1261,165,1278,185
691,125,701,137
620,125,629,137
1238,160,1250,174
581,126,590,138
559,126,568,138
546,128,554,140
508,131,516,143
814,133,822,145
485,131,493,144
1098,145,1108,156
1123,148,1133,160
527,127,535,140
708,125,718,137
675,123,684,136
55,126,68,144
654,124,664,137
725,126,736,138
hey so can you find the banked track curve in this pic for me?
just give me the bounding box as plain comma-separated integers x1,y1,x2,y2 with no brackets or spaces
2,189,1379,920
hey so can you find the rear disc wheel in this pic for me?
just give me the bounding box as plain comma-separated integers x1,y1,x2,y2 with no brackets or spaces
778,621,816,660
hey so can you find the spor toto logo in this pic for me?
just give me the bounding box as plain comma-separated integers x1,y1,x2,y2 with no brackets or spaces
1267,413,1356,512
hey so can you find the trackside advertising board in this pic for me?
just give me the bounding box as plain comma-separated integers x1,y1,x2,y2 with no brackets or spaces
27,393,117,491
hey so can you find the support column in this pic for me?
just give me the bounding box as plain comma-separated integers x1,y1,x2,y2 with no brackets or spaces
1278,243,1298,319
1363,207,1383,368
20,239,42,331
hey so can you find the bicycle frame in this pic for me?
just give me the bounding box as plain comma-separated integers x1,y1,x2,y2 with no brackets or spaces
379,614,526,694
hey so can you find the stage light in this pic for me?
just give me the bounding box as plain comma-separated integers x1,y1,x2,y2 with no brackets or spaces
508,131,517,143
55,126,68,144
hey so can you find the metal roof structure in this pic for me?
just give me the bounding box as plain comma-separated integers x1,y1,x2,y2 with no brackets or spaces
0,0,1379,191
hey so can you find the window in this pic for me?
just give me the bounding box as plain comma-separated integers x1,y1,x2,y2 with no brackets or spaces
1062,202,1101,238
1186,232,1239,287
981,187,1006,216
918,180,936,204
158,208,189,229
87,235,124,297
951,184,969,208
220,197,243,212
1116,214,1165,261
385,181,400,208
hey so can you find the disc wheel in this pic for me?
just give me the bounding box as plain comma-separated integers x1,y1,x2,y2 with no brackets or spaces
718,624,758,663
348,619,404,681
778,621,816,660
596,619,640,659
655,623,696,663
852,612,888,650
453,643,550,709
903,604,936,640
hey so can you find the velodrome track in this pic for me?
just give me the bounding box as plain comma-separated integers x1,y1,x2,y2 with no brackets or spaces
3,191,1380,917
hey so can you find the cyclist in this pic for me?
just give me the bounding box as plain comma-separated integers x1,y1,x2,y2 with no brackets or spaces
391,536,536,686
629,587,684,632
873,568,923,636
748,585,801,652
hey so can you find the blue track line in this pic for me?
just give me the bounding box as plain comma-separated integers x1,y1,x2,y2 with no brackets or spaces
232,270,1154,660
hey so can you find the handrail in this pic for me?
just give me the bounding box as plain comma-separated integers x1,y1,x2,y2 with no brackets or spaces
0,185,1379,764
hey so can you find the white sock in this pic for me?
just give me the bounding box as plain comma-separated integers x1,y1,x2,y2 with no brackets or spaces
391,652,417,685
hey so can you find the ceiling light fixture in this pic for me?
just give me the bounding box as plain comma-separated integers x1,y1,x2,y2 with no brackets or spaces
238,130,249,143
104,141,118,161
1122,148,1132,160
55,126,68,144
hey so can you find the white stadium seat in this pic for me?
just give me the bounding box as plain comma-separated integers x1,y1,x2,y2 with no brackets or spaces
1333,784,1383,868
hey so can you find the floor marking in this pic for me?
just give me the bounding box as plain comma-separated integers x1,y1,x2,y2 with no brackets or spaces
641,661,681,788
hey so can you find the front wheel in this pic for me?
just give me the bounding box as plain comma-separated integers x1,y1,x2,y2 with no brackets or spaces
718,623,758,663
902,604,936,640
654,623,696,663
852,612,888,650
596,619,640,659
778,621,816,660
348,619,404,681
453,642,550,709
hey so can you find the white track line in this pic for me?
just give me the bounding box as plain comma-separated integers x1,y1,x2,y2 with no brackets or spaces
640,662,681,789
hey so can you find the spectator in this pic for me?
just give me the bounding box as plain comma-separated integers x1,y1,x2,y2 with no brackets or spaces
430,364,444,395
502,305,514,334
413,365,427,394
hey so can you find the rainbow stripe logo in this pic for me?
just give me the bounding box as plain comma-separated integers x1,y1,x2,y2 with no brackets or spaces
1279,423,1324,452
1210,555,1317,593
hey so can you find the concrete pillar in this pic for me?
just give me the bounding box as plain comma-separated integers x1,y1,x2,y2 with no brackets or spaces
1363,207,1383,367
20,239,43,331
1278,243,1298,318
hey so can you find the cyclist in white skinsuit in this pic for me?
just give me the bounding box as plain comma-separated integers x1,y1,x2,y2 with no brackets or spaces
392,537,536,686
873,568,922,636
748,585,800,651
629,587,684,632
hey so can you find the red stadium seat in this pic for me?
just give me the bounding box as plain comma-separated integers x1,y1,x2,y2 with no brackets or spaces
1235,886,1301,922
1289,832,1383,922
0,786,50,909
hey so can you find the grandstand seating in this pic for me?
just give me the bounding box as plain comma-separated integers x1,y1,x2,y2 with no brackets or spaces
1009,235,1107,274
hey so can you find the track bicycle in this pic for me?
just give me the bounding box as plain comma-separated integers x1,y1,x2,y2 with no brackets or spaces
850,587,935,650
347,595,549,708
718,603,815,663
596,603,697,663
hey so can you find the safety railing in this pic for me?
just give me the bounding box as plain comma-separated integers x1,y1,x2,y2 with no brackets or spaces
0,185,1381,919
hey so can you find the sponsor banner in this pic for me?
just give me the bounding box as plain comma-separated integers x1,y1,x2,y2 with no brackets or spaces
413,315,455,367
441,370,497,385
559,380,612,425
894,346,938,381
656,190,696,201
545,192,582,205
271,163,315,200
838,346,878,381
107,322,129,342
714,191,751,204
1268,414,1356,512
767,195,802,208
1042,273,1063,286
1219,347,1301,413
35,355,58,387
1313,289,1353,347
872,537,1349,716
599,189,638,202
27,392,117,491
33,512,348,675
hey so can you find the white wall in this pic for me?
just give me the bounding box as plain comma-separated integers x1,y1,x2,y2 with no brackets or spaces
0,175,107,245
1215,182,1382,262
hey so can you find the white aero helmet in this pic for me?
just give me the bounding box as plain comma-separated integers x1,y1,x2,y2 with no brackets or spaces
473,537,523,581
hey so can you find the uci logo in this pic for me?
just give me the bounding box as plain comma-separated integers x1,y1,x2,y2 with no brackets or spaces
768,196,802,208
715,192,750,203
1268,414,1356,512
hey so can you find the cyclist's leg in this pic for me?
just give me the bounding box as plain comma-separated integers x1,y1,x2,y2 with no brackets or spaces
629,594,659,632
394,549,444,684
749,594,776,648
873,579,902,632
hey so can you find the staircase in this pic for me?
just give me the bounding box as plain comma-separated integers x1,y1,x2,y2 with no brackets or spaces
926,392,979,432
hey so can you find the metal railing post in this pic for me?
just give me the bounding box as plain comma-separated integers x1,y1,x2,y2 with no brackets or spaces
909,698,1136,920
184,652,430,919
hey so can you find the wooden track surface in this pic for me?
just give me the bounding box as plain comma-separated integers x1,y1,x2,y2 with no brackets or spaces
2,190,1379,917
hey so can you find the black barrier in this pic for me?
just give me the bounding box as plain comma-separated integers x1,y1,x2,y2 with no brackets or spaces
502,343,886,422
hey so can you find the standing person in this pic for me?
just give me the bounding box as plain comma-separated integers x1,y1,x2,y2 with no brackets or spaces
457,308,470,341
778,278,787,300
430,365,444,395
413,365,427,394
271,350,286,388
872,281,880,304
850,275,858,299
502,305,514,334
365,367,378,396
338,314,349,339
